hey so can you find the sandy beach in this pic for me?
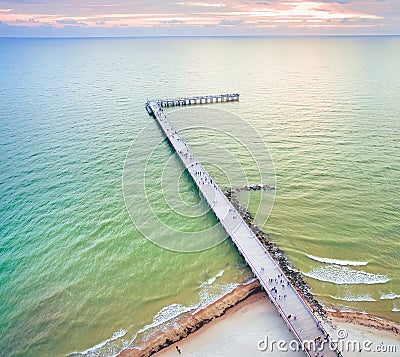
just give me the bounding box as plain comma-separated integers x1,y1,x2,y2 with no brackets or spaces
155,292,304,357
156,293,399,357
119,280,399,357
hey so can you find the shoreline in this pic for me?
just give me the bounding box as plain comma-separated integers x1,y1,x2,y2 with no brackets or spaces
118,280,399,357
118,280,262,357
327,310,399,336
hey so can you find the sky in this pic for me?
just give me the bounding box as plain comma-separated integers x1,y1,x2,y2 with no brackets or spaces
0,0,399,37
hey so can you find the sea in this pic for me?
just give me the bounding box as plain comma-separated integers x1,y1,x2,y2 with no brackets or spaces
0,36,399,357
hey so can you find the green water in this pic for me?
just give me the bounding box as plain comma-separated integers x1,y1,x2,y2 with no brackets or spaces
0,37,399,356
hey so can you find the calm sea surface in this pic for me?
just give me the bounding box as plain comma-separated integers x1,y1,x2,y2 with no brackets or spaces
0,37,399,356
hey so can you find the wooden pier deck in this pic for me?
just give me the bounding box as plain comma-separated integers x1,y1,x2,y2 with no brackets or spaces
146,96,341,357
148,93,239,108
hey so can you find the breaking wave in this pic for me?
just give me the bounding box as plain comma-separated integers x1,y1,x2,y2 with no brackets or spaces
303,265,389,285
204,269,224,286
380,292,400,300
197,282,240,311
306,254,368,266
68,274,241,357
327,293,375,302
340,307,368,314
68,329,127,357
139,303,196,334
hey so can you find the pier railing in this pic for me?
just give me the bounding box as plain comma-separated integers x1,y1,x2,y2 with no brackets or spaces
148,93,239,108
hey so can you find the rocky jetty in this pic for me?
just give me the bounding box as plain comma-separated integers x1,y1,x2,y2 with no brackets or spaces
229,183,275,194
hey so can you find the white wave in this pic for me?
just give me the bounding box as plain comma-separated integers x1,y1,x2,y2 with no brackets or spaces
68,329,127,356
339,306,368,314
138,303,196,335
69,302,197,357
206,277,217,285
244,277,258,285
216,269,224,278
136,278,238,338
68,303,196,357
392,307,400,312
68,279,240,357
380,292,400,300
324,307,337,313
340,306,357,313
303,265,389,285
198,282,239,310
306,254,368,266
328,293,376,302
203,269,224,286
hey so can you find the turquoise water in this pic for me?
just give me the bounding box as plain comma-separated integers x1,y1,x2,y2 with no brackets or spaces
0,37,399,356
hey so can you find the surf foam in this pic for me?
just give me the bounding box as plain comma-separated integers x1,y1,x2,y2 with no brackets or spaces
68,329,127,357
380,292,400,300
303,265,389,285
339,306,369,314
306,254,368,266
69,279,244,357
197,282,240,311
141,303,196,333
204,269,224,286
332,293,375,302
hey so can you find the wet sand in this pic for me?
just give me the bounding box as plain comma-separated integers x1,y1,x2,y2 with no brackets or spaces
327,310,399,336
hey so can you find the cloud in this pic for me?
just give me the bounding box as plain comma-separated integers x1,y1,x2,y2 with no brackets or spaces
82,4,122,7
0,0,398,36
15,17,37,22
318,0,353,3
219,18,243,25
56,19,87,26
317,0,387,3
164,19,185,24
173,2,226,7
4,1,47,3
56,19,79,25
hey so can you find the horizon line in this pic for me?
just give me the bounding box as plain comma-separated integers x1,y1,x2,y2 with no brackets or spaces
1,34,399,39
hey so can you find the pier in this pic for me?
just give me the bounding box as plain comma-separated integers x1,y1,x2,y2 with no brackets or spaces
146,95,341,357
147,93,239,109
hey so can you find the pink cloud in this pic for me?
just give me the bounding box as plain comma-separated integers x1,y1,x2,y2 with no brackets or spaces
173,2,226,7
0,0,389,32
